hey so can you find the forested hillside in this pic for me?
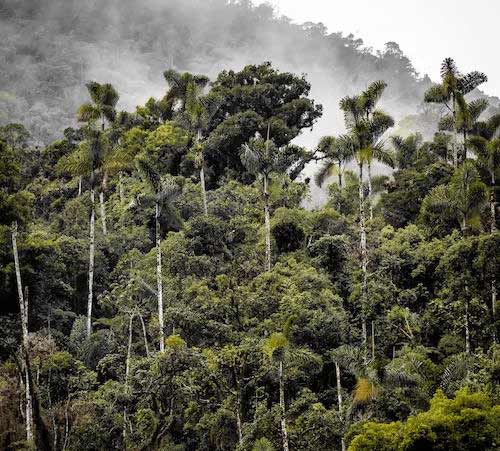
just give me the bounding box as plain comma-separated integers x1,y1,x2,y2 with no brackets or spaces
0,0,453,145
1,51,499,450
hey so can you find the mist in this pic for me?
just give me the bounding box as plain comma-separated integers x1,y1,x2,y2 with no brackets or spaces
1,0,497,204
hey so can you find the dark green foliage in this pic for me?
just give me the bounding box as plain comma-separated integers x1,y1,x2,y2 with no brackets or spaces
1,55,498,451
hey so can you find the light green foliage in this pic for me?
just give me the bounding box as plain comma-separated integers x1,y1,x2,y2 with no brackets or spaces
349,389,500,451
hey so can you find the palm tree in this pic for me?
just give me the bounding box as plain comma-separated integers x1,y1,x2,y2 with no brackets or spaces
78,81,119,235
468,126,500,343
163,69,209,112
339,81,394,355
137,159,181,352
425,58,487,166
263,317,320,451
424,161,487,235
241,127,289,271
182,81,222,215
315,136,354,189
391,133,423,169
58,129,107,336
438,98,489,161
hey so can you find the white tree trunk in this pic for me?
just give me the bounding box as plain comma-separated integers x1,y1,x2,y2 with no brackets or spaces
197,129,208,216
465,297,470,355
263,174,271,272
139,314,150,356
11,222,34,444
367,162,373,220
78,176,82,196
236,388,243,446
123,314,134,445
279,361,289,451
200,166,208,216
371,320,376,361
156,203,165,352
99,190,107,235
358,163,368,364
335,361,342,412
87,188,95,337
119,172,125,203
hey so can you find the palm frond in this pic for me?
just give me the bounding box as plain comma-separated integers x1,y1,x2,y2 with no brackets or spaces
315,160,338,187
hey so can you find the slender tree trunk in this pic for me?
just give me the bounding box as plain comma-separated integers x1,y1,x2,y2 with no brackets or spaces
99,190,107,235
236,387,243,446
335,361,342,412
197,129,208,216
452,96,458,167
465,283,471,355
358,162,368,363
337,160,343,188
119,172,125,203
490,175,497,343
335,361,346,451
156,203,165,352
138,314,150,356
279,361,289,451
367,162,373,220
11,222,34,445
371,320,375,361
463,130,467,162
87,188,95,337
263,174,271,272
78,176,82,196
123,314,134,446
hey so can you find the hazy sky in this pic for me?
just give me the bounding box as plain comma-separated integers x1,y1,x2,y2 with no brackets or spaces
253,0,500,96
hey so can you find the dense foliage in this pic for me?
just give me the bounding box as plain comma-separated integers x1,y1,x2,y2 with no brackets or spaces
0,57,499,451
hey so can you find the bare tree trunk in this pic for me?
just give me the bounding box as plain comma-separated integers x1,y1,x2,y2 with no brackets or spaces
358,163,368,365
465,290,470,355
491,175,497,344
197,129,208,216
11,222,34,445
263,174,271,272
156,203,165,352
334,361,345,451
123,314,134,446
371,320,375,361
337,160,343,189
119,172,125,203
367,162,373,220
236,388,243,446
279,361,289,451
78,176,82,196
87,188,95,337
138,314,150,356
335,361,342,412
99,190,107,235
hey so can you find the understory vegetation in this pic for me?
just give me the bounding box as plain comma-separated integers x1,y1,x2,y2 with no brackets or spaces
1,58,499,450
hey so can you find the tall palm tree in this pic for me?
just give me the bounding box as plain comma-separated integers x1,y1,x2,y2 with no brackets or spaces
182,80,221,215
425,58,487,166
241,127,289,271
468,124,500,342
137,159,181,352
438,98,489,161
263,317,320,451
163,69,209,112
58,129,108,336
339,82,394,355
78,81,119,235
